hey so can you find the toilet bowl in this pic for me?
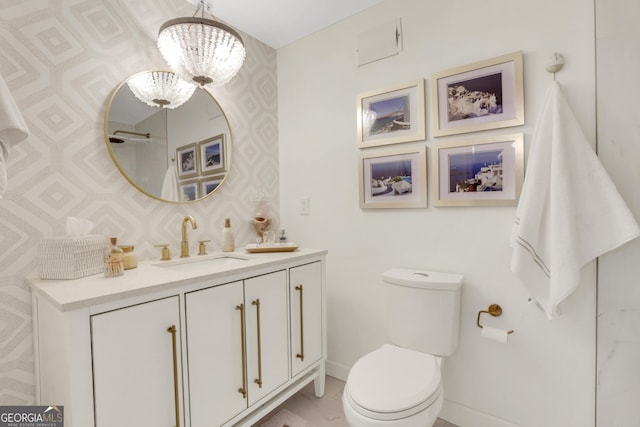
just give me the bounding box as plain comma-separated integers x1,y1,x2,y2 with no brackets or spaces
342,344,443,427
342,269,463,427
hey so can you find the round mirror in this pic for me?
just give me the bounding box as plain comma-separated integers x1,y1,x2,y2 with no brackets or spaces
104,71,232,203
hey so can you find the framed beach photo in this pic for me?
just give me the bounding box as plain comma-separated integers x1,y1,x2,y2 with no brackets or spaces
179,179,199,202
176,143,198,179
431,133,524,207
359,144,427,209
198,134,226,176
200,175,224,197
357,79,426,148
431,51,524,137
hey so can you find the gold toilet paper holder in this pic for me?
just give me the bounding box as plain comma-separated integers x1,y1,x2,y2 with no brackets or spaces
477,304,514,334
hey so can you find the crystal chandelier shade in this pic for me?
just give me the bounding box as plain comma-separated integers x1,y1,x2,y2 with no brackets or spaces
157,17,246,88
127,71,196,109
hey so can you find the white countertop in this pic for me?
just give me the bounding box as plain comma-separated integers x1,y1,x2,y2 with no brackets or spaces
27,247,327,312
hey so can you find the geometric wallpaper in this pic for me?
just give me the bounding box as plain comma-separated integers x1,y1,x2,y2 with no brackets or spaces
0,0,278,404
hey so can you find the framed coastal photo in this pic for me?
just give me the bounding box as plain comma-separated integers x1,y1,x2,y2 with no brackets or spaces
431,133,524,207
198,134,226,176
431,51,524,137
357,79,426,148
200,175,224,197
359,144,427,209
179,179,199,202
176,143,198,179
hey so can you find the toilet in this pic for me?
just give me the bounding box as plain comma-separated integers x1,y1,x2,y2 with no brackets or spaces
342,268,463,427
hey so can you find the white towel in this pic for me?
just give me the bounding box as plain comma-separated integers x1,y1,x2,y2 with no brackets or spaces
160,165,179,201
0,72,30,199
511,81,640,319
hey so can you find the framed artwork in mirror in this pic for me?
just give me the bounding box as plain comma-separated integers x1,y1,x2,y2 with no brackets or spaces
179,179,199,202
431,133,524,207
431,51,524,137
357,79,426,148
200,175,224,196
198,134,226,175
359,144,427,209
176,143,199,179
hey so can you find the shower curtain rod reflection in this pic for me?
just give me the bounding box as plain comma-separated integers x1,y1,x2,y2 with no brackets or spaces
109,129,152,144
114,129,150,138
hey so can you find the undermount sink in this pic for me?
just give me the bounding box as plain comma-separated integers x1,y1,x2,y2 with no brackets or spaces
153,254,251,271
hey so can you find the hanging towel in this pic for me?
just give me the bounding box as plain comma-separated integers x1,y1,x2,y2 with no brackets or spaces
160,165,179,201
0,72,29,199
510,81,640,319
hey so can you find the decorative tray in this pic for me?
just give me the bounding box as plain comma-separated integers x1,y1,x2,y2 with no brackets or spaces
245,242,299,253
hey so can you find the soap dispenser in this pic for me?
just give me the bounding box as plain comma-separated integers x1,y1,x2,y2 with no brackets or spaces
221,218,235,252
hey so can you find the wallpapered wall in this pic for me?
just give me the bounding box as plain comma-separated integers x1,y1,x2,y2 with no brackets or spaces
0,0,278,403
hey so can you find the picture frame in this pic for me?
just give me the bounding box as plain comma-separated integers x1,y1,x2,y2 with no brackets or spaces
178,179,199,202
356,79,426,148
431,133,524,207
430,51,524,137
200,175,224,197
359,144,427,209
176,143,198,179
198,134,226,176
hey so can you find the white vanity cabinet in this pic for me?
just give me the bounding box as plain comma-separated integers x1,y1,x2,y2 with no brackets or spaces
290,262,323,377
29,249,326,427
186,271,289,426
91,296,183,427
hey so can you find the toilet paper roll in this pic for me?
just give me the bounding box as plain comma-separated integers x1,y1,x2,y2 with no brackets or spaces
481,326,510,344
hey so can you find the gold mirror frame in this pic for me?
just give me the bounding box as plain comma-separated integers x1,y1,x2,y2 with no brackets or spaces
104,71,233,203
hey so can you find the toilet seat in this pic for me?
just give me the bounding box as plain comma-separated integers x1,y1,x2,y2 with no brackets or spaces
345,344,442,421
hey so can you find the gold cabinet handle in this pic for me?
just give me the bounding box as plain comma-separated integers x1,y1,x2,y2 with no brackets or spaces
252,299,263,388
167,325,180,427
295,285,305,361
235,304,248,398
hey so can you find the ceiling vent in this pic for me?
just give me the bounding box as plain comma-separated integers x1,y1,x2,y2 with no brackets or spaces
357,18,402,67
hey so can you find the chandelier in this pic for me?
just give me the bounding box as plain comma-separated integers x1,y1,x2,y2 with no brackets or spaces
157,1,246,88
127,71,196,109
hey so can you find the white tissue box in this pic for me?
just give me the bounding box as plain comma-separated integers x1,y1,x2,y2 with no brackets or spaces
38,235,107,280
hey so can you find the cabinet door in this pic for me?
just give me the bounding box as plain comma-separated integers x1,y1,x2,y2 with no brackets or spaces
185,281,246,427
91,296,182,427
244,270,289,405
289,261,323,377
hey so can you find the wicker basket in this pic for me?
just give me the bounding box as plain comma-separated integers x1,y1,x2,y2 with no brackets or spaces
38,235,107,280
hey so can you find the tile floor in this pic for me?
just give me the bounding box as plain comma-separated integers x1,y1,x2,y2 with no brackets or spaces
257,375,458,427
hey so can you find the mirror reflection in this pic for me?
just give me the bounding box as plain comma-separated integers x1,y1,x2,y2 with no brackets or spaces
104,71,232,203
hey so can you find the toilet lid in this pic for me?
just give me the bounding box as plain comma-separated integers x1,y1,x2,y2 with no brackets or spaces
346,344,441,417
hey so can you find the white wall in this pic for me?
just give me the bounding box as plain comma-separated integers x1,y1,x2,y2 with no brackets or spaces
278,0,597,426
595,0,640,424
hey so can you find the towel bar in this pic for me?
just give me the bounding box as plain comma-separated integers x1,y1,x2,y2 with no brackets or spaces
477,304,514,334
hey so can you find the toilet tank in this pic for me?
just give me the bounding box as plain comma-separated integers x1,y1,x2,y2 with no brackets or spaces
382,268,463,356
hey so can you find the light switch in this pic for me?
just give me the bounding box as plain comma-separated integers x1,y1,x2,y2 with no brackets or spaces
300,197,310,216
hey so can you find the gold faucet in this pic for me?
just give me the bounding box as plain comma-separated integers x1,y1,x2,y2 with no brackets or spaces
181,215,197,258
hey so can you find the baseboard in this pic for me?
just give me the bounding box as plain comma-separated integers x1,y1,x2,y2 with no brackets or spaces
441,399,520,427
325,359,349,381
